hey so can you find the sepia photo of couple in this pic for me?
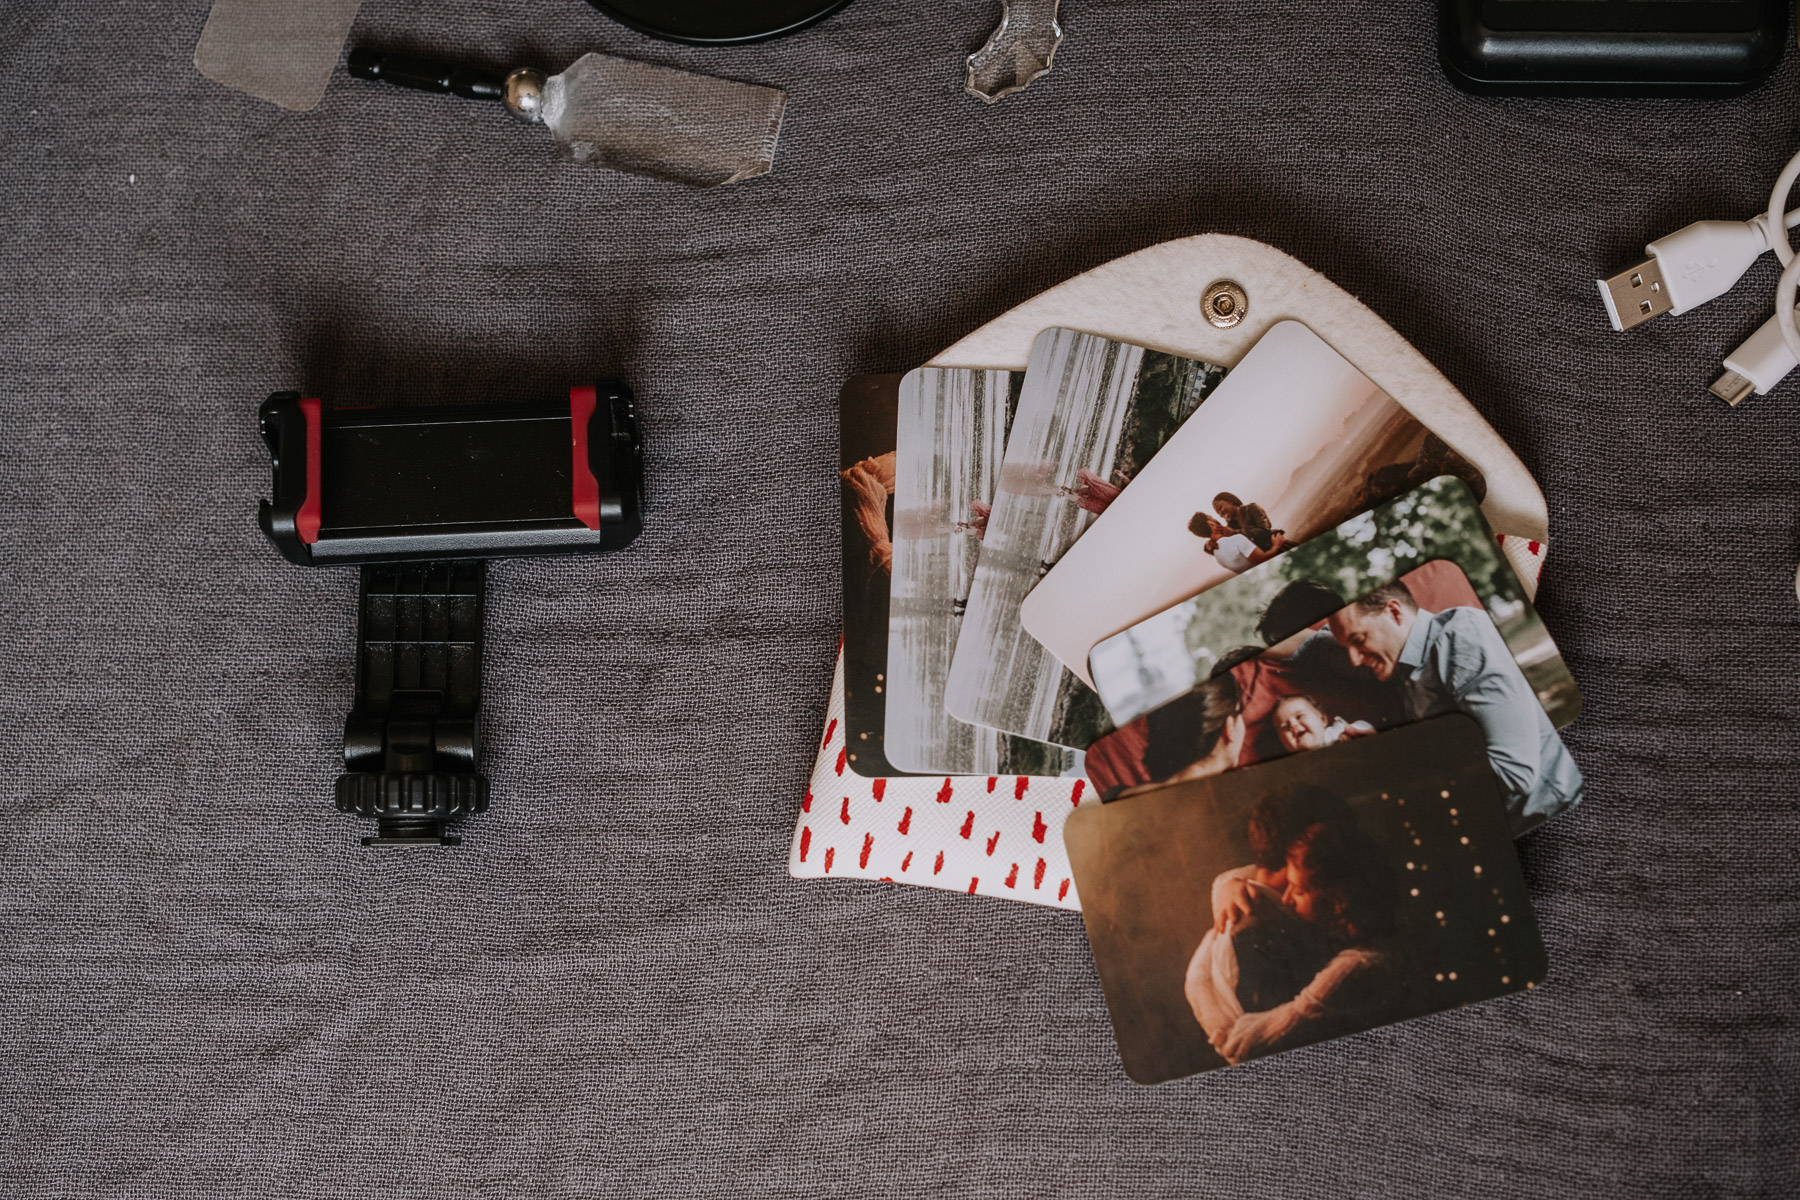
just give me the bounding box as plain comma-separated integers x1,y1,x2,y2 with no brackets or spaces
1064,717,1549,1084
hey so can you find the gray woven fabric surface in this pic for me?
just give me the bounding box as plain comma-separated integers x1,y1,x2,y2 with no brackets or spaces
2,1,1797,1195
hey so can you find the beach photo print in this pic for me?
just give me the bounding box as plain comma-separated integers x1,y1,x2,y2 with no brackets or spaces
1063,715,1549,1085
885,366,1073,776
943,329,1228,749
1020,320,1487,689
837,373,913,777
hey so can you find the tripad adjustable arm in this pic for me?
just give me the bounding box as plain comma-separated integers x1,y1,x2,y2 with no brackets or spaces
337,561,489,846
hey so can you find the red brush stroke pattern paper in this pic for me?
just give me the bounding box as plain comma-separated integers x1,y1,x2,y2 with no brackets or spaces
789,651,1093,910
791,538,1549,910
1497,533,1546,589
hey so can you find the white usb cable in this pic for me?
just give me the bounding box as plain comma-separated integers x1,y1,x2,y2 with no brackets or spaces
1598,147,1800,599
1597,145,1800,405
1597,218,1781,332
1765,149,1800,366
1713,310,1797,403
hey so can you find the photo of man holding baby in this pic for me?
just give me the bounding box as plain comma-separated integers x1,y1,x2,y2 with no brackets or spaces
1083,561,1584,835
1315,580,1583,833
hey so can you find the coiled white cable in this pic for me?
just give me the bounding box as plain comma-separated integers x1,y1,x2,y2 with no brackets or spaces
1767,145,1800,366
1597,149,1800,407
1598,152,1800,599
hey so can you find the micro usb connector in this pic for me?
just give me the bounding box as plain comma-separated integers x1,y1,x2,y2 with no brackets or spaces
1711,310,1800,405
1709,369,1756,407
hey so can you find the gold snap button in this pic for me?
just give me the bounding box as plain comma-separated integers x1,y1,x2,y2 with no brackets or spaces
1201,280,1248,329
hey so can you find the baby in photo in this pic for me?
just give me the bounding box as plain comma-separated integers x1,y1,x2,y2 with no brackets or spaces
1270,693,1375,753
1019,322,1492,692
1083,556,1584,835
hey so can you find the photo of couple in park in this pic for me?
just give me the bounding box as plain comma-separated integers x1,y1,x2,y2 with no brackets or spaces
1064,718,1548,1084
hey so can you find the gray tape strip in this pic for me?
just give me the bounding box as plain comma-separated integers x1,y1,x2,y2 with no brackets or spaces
193,0,364,112
542,53,787,188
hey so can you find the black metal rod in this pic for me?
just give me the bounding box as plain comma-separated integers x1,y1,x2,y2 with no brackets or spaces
346,48,508,103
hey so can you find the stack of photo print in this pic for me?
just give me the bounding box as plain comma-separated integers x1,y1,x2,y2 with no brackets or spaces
797,319,1584,1081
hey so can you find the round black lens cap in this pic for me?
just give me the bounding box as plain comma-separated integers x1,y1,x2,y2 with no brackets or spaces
587,0,853,44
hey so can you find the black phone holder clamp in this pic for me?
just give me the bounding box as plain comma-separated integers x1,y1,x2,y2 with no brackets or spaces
258,385,643,846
